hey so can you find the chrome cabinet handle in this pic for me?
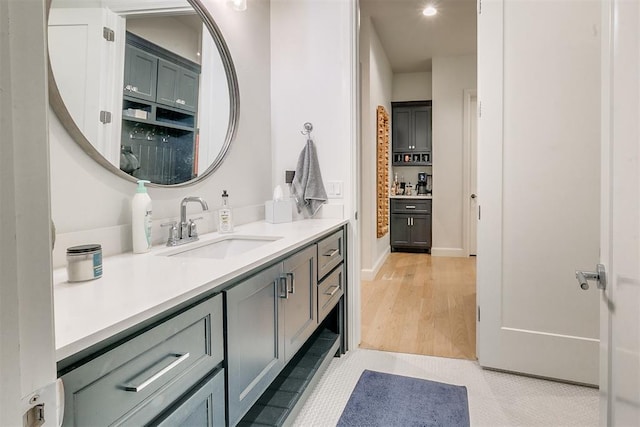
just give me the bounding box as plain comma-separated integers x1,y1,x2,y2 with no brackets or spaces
407,218,410,226
323,248,339,257
124,353,190,392
324,285,340,296
405,205,416,209
278,276,289,299
286,272,295,294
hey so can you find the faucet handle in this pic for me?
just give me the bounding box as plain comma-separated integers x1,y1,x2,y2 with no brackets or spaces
188,217,204,238
161,221,178,246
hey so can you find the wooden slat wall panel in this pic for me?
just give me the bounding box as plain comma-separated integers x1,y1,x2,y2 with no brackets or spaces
376,106,389,238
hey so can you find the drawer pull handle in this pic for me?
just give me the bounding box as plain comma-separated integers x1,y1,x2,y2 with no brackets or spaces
286,272,295,294
324,285,340,296
405,205,416,209
323,248,340,257
124,353,190,392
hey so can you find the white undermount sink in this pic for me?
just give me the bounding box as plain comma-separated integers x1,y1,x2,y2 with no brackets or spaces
159,235,282,259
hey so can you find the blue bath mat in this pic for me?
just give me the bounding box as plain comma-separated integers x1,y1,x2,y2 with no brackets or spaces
337,370,470,427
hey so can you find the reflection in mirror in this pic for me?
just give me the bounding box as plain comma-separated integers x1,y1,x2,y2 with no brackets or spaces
47,0,238,186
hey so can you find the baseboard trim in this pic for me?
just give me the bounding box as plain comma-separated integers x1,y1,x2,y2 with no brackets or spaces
430,247,467,258
360,247,390,281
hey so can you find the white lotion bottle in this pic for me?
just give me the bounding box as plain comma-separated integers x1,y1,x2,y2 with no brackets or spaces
132,180,152,253
218,190,233,233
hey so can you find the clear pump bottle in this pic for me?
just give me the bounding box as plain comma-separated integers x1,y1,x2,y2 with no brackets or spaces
218,190,233,233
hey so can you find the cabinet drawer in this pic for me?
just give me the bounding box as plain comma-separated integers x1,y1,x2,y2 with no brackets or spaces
391,199,432,214
317,229,344,280
318,264,344,322
61,294,223,427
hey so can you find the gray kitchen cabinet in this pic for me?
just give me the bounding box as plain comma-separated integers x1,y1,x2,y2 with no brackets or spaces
123,44,158,102
390,199,432,252
225,263,285,427
392,101,432,165
151,369,225,427
156,58,199,113
282,245,318,361
59,294,224,427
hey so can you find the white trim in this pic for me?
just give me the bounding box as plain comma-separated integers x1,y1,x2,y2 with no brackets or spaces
430,247,466,258
462,89,478,258
347,0,361,351
360,246,390,281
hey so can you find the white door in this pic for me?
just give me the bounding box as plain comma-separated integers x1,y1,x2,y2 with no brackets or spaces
48,6,124,165
598,0,640,424
469,94,478,256
477,0,601,384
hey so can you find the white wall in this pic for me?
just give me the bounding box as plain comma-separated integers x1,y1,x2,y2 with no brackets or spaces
392,72,432,101
359,15,393,279
126,15,202,64
431,54,477,256
270,0,353,219
49,0,273,266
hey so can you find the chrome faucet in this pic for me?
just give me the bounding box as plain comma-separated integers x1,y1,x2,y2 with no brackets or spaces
162,196,209,246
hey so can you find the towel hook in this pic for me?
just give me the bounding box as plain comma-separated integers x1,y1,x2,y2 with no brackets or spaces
301,122,313,141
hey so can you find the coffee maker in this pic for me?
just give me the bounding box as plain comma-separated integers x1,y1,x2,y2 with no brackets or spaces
417,172,432,195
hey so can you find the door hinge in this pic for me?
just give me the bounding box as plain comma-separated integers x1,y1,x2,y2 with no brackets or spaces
23,404,45,427
478,101,482,118
100,110,112,124
477,306,480,322
103,27,115,42
478,0,482,15
478,205,481,220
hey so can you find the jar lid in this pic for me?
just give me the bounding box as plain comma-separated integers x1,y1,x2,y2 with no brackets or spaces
67,244,102,254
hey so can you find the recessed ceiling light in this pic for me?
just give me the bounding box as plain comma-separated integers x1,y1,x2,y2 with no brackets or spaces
422,5,438,16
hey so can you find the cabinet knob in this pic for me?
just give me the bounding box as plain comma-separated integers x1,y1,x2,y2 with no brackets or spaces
471,193,477,199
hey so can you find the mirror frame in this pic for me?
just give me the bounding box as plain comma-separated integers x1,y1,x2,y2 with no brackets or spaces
46,0,240,188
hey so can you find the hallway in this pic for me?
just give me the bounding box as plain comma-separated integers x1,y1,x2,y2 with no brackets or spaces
361,253,476,359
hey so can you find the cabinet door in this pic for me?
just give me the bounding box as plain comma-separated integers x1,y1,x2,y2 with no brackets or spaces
413,106,432,152
156,59,179,108
392,107,412,151
175,68,199,113
225,263,285,426
152,369,225,427
410,215,432,247
282,245,317,362
124,45,157,102
390,214,412,247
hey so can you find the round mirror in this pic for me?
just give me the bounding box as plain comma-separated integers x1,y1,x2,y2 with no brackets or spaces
47,0,239,187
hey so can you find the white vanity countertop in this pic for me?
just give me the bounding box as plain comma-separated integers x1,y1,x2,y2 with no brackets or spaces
53,218,347,361
390,195,433,199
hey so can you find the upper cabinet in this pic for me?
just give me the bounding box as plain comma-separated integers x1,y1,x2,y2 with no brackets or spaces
392,101,432,166
123,45,158,103
156,58,199,113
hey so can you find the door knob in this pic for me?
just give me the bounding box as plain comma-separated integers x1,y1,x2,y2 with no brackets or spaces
575,264,607,290
471,194,477,199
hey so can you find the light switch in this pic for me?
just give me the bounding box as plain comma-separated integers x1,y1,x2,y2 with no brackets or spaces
327,181,343,198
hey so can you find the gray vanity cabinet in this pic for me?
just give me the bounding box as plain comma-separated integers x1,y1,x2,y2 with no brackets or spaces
151,369,225,427
225,263,286,427
156,58,199,113
123,44,158,103
59,294,224,426
282,245,318,361
226,245,321,426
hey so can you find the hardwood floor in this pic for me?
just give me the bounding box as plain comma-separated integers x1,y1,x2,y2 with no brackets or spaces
360,253,477,360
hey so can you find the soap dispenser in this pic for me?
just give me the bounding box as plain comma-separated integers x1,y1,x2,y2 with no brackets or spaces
218,190,233,233
132,180,152,253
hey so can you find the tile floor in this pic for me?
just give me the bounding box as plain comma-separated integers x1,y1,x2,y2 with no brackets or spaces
292,348,599,426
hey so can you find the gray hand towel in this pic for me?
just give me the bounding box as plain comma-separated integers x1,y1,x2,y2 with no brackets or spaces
291,139,328,217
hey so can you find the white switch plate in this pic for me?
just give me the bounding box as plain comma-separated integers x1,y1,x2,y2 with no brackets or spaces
327,181,343,198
